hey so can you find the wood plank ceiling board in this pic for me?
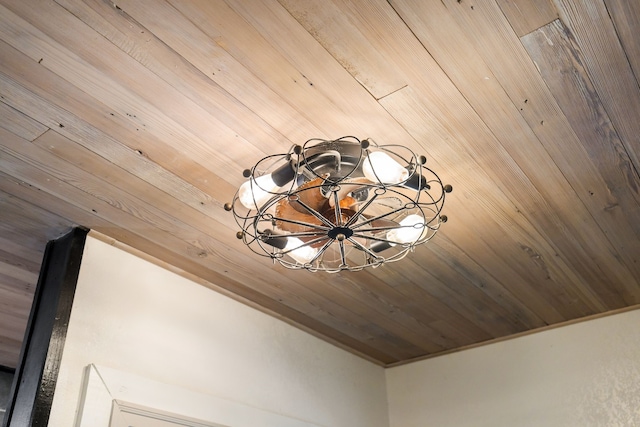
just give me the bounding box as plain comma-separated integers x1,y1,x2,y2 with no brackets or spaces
54,0,292,157
0,101,47,141
521,19,640,303
396,2,629,300
385,90,584,328
0,259,37,288
0,245,40,279
1,0,640,367
604,0,640,82
0,0,265,185
285,0,635,319
136,0,413,142
394,2,637,308
495,0,559,36
250,0,408,100
2,132,237,263
31,130,239,236
377,86,601,321
429,0,640,303
366,269,492,347
0,234,43,266
0,41,233,219
278,0,594,325
0,191,73,250
107,0,326,143
0,287,32,320
553,0,640,170
0,333,23,367
0,269,36,302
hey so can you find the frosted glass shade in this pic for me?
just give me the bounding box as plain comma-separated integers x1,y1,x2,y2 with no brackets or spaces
238,174,278,210
363,151,409,184
387,214,426,244
285,237,318,264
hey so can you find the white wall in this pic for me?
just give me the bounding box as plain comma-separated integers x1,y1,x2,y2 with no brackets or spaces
386,308,640,427
48,236,388,427
48,234,640,427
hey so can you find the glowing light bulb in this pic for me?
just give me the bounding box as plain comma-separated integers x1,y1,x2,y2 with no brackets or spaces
238,174,278,210
363,151,409,184
285,237,318,264
387,214,426,244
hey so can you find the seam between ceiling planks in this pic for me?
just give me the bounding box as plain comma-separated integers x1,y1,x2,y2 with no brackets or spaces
494,0,559,37
0,101,47,141
603,0,640,91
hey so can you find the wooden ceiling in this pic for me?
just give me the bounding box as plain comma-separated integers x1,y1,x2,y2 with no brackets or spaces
1,0,640,368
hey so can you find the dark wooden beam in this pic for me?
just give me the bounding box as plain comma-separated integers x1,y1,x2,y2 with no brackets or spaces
3,227,87,427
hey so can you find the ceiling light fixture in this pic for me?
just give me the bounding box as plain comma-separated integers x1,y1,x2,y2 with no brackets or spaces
224,136,451,272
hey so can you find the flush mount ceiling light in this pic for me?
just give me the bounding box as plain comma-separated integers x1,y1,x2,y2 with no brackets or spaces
224,136,452,272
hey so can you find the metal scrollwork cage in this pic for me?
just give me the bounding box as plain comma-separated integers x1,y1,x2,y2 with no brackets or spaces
224,136,452,272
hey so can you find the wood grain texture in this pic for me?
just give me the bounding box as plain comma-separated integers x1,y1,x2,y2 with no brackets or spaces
522,20,640,305
275,0,407,99
428,0,640,302
604,0,640,96
495,0,559,36
0,101,46,141
0,0,639,366
280,0,602,323
553,0,640,172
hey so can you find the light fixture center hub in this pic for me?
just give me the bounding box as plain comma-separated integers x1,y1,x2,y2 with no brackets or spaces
328,226,353,240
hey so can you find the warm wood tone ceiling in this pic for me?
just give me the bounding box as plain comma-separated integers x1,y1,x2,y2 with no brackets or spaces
1,0,640,368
